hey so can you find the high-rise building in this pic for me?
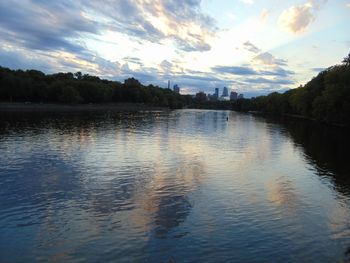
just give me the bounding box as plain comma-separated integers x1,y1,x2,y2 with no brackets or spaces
214,88,219,99
222,87,229,97
230,91,238,101
173,84,180,94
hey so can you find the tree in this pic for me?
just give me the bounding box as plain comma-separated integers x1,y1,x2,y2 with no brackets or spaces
195,92,207,103
59,86,83,103
124,77,141,88
74,71,82,80
342,53,350,66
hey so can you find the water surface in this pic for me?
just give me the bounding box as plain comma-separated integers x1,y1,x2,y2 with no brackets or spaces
1,110,350,262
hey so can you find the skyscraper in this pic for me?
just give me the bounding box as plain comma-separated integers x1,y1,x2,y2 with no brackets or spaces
222,87,229,97
173,84,180,94
214,88,219,99
230,91,238,101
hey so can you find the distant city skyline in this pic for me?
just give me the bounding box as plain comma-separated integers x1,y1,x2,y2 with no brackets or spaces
222,87,229,97
198,87,246,101
0,1,349,97
173,84,180,94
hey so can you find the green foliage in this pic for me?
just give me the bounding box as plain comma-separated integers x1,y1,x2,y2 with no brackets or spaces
59,86,82,103
249,61,350,126
342,53,350,66
1,53,349,125
195,92,207,103
0,67,185,109
232,98,251,112
189,53,350,126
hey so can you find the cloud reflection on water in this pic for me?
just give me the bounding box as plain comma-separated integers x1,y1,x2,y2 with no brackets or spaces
1,110,350,262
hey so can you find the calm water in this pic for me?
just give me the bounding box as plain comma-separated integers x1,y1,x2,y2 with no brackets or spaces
1,110,350,262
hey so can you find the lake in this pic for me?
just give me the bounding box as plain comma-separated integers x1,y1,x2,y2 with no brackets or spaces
1,109,350,262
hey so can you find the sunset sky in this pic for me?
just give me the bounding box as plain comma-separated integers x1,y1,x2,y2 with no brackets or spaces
0,0,349,96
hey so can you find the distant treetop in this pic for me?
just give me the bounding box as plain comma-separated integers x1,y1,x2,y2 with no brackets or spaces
342,53,350,66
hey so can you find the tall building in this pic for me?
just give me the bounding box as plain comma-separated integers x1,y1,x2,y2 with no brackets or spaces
230,91,238,101
238,94,244,99
214,88,219,99
173,84,180,94
222,87,229,97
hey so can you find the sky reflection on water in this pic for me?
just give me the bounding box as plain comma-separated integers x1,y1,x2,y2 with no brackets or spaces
0,110,350,262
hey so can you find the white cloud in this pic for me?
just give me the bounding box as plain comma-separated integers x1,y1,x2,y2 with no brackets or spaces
260,8,269,24
240,0,254,5
278,0,327,34
226,12,237,21
82,0,217,52
309,0,328,10
278,4,314,34
243,41,261,53
253,52,287,66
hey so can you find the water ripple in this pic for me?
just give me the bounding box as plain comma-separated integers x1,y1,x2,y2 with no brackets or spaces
0,110,350,262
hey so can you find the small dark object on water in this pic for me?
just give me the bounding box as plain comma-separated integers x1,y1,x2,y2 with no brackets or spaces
346,246,350,255
345,247,350,262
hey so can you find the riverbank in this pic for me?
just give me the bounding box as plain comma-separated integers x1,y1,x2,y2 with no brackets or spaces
0,102,168,112
249,110,348,128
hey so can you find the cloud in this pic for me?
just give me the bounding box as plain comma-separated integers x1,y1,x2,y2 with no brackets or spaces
84,0,217,52
213,66,257,75
245,77,294,85
0,44,117,78
253,52,287,66
0,0,302,96
278,0,327,34
260,8,269,23
123,57,144,66
239,0,254,5
241,88,291,98
212,64,294,78
116,63,161,84
260,68,294,77
0,1,99,54
177,74,220,82
159,60,173,73
279,4,314,34
309,0,328,9
311,67,326,72
128,72,157,82
243,41,261,53
0,0,216,54
113,63,223,91
0,45,55,72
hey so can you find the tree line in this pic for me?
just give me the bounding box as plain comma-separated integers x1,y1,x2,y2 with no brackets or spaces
190,54,350,126
246,54,350,126
0,53,349,126
0,68,187,109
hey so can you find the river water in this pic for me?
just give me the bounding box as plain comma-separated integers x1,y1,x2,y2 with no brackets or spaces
0,109,350,262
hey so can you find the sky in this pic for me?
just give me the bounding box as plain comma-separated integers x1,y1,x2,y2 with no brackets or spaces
0,0,349,97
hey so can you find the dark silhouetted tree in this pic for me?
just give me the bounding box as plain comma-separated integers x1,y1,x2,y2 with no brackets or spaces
342,53,350,66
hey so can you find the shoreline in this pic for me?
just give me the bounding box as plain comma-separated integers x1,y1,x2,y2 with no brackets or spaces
0,102,169,112
249,110,348,128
